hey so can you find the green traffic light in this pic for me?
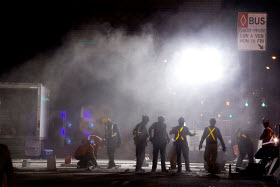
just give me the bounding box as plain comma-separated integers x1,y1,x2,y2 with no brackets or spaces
245,102,249,107
229,114,232,118
262,103,266,107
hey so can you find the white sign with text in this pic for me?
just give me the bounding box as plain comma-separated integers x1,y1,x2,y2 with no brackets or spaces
238,12,267,51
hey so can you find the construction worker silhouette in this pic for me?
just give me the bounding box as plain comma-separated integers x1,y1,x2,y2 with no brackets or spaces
170,117,196,173
133,115,149,172
199,118,226,174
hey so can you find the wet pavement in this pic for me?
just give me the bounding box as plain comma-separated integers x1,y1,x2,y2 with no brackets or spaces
11,159,279,187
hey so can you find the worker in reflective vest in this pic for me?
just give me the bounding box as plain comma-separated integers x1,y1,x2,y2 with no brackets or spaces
199,118,226,174
101,117,121,169
233,129,254,169
170,117,196,173
255,117,277,168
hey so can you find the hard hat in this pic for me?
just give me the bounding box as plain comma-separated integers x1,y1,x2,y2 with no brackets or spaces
158,116,165,123
178,117,185,124
99,117,112,124
262,117,269,123
209,118,216,125
142,115,149,122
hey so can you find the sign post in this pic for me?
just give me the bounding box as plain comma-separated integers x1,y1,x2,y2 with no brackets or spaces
237,12,267,126
237,12,267,91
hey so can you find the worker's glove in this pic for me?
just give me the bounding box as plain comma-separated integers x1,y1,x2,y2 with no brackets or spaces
199,144,202,150
222,147,226,152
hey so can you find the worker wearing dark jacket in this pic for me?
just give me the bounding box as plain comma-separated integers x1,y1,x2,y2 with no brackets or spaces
149,116,170,172
133,115,150,172
233,129,254,168
199,118,226,174
170,117,196,173
103,118,121,169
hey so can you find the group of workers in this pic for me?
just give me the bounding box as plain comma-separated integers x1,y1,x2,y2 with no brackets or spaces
133,116,226,173
74,115,278,175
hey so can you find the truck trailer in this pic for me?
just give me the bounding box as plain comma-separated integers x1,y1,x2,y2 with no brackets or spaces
0,83,49,158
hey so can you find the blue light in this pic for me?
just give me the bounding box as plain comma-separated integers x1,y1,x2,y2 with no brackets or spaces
60,128,66,137
66,138,71,144
89,122,94,128
83,110,91,120
89,139,94,144
60,111,66,119
83,129,90,137
67,123,72,128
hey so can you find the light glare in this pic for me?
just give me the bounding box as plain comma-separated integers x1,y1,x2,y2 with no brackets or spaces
172,48,224,85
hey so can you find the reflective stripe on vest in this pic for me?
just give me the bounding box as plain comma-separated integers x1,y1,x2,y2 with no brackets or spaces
206,127,216,141
262,126,274,146
175,126,184,140
237,133,247,138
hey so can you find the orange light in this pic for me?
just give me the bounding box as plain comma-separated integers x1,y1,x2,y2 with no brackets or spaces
226,101,230,106
218,114,221,118
201,113,203,117
266,66,270,70
272,56,277,60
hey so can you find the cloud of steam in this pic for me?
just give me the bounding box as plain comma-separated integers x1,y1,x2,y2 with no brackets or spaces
1,4,246,150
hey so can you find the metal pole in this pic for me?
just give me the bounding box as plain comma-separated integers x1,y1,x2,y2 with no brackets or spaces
248,52,252,91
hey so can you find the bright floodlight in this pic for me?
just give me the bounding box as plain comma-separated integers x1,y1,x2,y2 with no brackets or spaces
172,48,224,85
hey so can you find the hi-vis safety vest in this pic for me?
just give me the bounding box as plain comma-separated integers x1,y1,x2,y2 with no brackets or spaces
237,132,247,142
206,127,216,141
175,126,185,141
262,126,275,147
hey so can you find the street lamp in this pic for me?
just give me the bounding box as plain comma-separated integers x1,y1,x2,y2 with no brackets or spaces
266,66,270,70
272,56,277,60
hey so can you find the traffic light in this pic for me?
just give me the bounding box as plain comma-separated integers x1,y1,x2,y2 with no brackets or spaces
201,100,204,105
218,114,221,118
262,98,266,107
229,114,232,118
226,101,230,106
245,102,249,107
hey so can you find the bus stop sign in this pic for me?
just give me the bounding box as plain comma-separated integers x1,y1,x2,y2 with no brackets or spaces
238,12,267,51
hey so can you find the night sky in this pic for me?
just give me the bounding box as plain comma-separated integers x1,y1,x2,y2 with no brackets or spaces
1,0,279,69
